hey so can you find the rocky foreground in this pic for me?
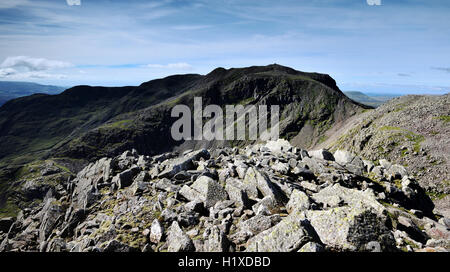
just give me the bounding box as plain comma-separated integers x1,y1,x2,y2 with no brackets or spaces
1,139,449,252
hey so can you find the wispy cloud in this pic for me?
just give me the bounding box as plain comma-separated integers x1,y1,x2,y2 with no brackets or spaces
145,63,193,70
432,67,450,73
66,0,81,6
367,0,382,6
397,73,410,77
172,25,213,31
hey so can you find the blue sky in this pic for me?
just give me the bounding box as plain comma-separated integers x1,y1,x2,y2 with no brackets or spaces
0,0,449,94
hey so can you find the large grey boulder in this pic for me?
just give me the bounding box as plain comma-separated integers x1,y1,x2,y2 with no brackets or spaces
264,139,292,154
286,190,310,214
306,206,395,251
253,169,286,204
203,226,229,252
333,150,364,175
242,167,261,200
386,164,408,180
245,213,317,252
225,178,251,208
158,149,210,178
190,176,228,208
309,149,335,161
238,214,281,236
312,184,386,216
112,166,140,189
298,241,324,252
39,198,63,243
166,221,194,252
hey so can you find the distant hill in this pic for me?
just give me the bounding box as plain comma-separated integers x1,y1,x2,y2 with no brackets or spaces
0,81,67,106
0,64,367,217
344,91,399,107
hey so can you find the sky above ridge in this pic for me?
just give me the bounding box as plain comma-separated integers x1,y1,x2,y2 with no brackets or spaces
0,0,449,94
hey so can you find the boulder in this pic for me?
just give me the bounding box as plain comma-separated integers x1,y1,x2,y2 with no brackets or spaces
203,226,229,252
225,178,251,208
238,214,281,236
242,167,261,200
379,159,392,170
112,166,140,189
245,213,317,252
150,219,164,244
386,165,408,180
166,221,194,252
158,149,210,178
38,198,64,243
312,184,386,216
191,176,228,208
309,149,335,161
103,240,138,252
253,170,286,204
264,139,292,153
306,206,395,251
286,190,310,214
333,150,364,175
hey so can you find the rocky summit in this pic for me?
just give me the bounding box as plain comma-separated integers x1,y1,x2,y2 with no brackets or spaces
1,140,448,252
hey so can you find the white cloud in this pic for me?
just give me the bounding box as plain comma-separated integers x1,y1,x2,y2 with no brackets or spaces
0,68,17,77
145,62,193,70
1,56,73,71
0,56,72,79
367,0,382,6
66,0,81,6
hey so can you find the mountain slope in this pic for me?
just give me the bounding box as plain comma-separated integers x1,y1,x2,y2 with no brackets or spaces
317,94,450,217
0,81,67,106
344,91,399,107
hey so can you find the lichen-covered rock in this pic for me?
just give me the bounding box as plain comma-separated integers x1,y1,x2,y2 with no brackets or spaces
306,206,395,251
225,178,251,208
286,190,310,214
245,213,317,252
203,226,229,252
166,221,194,252
191,176,228,208
312,184,386,216
298,241,324,252
238,214,281,236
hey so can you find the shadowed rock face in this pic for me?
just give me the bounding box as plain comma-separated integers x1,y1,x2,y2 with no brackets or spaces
1,140,447,252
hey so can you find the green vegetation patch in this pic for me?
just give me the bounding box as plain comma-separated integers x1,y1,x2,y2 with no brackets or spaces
434,115,450,123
